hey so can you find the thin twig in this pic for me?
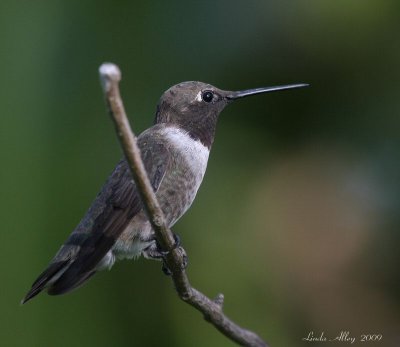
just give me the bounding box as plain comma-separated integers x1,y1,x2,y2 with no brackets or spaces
99,62,268,347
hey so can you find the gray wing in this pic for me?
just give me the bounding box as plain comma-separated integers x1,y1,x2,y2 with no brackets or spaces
22,133,169,303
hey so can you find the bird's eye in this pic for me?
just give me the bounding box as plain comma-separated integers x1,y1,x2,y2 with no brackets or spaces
201,90,214,103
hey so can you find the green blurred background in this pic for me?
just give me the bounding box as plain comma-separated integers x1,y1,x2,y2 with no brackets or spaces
1,1,399,346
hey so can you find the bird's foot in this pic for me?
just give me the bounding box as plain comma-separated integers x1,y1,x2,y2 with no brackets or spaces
142,233,188,275
161,246,188,275
155,232,181,256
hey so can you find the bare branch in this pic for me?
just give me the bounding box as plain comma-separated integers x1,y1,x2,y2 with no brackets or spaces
99,62,269,347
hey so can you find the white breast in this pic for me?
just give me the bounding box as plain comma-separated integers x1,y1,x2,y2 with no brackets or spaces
160,126,210,181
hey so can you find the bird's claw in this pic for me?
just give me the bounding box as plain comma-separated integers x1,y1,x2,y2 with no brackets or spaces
161,245,188,276
143,233,187,275
155,232,181,256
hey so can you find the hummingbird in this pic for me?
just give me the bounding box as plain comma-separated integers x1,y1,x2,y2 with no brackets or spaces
22,81,307,304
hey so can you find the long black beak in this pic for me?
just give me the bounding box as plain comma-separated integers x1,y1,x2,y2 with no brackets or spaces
226,83,309,100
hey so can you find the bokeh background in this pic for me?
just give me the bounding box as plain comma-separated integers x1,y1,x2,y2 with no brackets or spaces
1,1,399,346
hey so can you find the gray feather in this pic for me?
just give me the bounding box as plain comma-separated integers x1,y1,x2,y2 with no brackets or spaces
22,128,170,302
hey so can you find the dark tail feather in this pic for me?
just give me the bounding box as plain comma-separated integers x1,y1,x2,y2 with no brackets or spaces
21,261,69,304
48,270,96,296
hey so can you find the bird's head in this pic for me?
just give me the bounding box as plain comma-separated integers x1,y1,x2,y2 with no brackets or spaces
155,81,307,148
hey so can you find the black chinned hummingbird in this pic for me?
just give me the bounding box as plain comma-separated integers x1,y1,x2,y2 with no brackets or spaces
22,81,307,304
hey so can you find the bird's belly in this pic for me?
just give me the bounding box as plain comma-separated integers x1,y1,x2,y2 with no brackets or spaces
157,163,204,225
111,211,152,259
111,167,203,261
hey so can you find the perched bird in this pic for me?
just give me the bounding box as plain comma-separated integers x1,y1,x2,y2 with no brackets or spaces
22,81,307,304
